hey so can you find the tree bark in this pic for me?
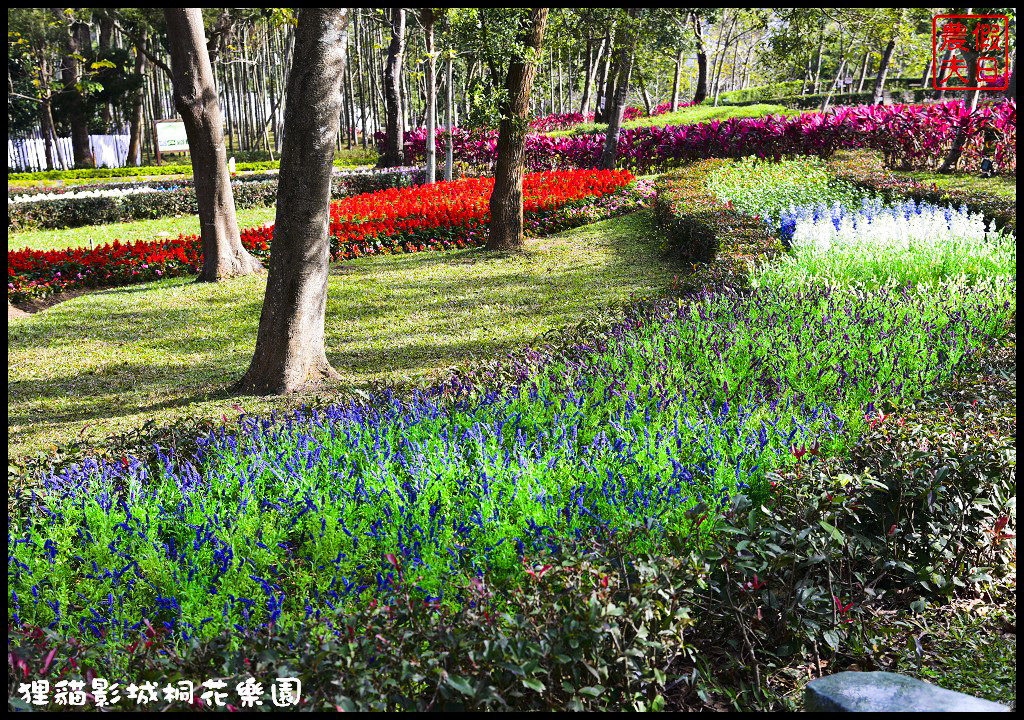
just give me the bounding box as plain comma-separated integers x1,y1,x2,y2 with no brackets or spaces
594,27,614,121
872,37,896,104
237,8,350,395
600,9,638,171
691,13,708,104
487,8,548,252
445,49,454,181
580,35,604,114
164,8,263,282
856,52,870,93
671,47,684,109
379,8,406,167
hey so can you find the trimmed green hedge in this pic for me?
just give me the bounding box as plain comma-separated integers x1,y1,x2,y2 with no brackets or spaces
652,159,784,285
721,88,935,110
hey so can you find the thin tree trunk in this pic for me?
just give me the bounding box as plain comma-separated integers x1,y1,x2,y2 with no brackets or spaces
638,70,652,115
856,52,870,93
487,8,548,251
919,57,932,88
379,8,406,167
164,8,262,281
711,12,736,106
595,27,614,120
445,50,453,181
422,8,437,183
237,8,350,395
354,10,368,150
579,35,601,114
691,12,708,104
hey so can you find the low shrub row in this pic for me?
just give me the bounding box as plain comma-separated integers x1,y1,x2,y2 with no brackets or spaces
8,168,436,232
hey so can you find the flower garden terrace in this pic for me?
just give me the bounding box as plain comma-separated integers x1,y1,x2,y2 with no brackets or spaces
7,169,635,303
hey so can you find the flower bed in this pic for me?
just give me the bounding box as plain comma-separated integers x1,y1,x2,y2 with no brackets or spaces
8,169,637,303
388,100,1016,175
706,156,1017,290
8,168,433,232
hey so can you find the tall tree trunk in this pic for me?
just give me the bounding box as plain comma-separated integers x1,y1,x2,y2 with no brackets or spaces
671,47,684,109
934,46,953,100
581,35,605,114
445,49,454,181
164,8,262,281
39,99,56,171
918,57,932,88
487,8,548,252
127,30,147,166
600,9,638,171
856,52,870,93
691,13,708,104
872,37,897,104
354,10,368,150
379,9,406,167
711,12,736,106
237,8,349,395
638,69,652,116
422,8,437,183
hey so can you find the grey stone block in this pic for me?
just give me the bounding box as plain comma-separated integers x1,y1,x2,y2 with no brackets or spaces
805,671,1010,712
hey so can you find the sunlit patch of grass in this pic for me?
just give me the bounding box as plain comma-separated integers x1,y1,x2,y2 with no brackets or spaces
545,104,796,137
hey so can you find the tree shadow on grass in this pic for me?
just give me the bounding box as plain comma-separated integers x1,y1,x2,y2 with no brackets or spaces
9,211,677,455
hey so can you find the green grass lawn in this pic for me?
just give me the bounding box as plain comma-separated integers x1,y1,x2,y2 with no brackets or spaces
8,210,677,461
545,103,796,137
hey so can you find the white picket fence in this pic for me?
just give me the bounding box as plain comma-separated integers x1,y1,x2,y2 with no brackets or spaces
7,134,140,172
